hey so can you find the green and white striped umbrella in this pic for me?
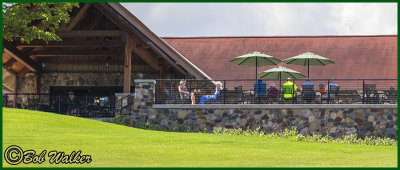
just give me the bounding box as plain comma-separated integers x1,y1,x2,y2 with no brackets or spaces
257,66,306,79
231,51,281,81
257,66,305,88
283,52,335,78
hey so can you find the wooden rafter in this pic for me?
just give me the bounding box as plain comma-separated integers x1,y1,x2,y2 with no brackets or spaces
4,58,17,68
17,67,30,77
17,40,125,48
56,30,123,37
65,3,92,31
130,35,161,71
30,49,123,56
87,12,104,30
3,40,42,72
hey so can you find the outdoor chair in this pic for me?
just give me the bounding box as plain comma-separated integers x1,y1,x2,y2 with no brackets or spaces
301,84,315,103
385,87,397,104
363,84,377,104
322,85,340,103
234,86,244,104
252,84,267,104
164,88,180,104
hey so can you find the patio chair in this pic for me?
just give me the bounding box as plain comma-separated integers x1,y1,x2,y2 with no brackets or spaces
363,84,376,104
321,85,340,103
386,87,397,104
234,86,244,104
164,88,180,104
301,84,315,103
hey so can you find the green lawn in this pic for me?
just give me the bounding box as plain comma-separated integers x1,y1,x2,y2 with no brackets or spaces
2,108,397,167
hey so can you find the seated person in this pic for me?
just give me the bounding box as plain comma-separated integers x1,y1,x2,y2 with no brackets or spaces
200,81,223,104
326,79,339,94
178,80,195,104
267,83,279,100
301,79,315,102
281,78,300,100
319,83,327,95
66,91,80,116
253,80,267,96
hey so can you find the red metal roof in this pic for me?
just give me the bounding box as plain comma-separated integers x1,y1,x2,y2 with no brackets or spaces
162,35,397,79
162,35,397,90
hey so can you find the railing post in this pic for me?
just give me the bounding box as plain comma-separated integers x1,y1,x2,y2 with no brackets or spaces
58,96,61,114
223,80,226,104
4,94,8,108
155,80,158,104
327,80,330,104
86,96,88,116
120,95,123,116
257,79,260,104
292,80,295,104
362,80,365,104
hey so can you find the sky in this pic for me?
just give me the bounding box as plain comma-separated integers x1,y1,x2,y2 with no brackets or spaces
121,3,397,37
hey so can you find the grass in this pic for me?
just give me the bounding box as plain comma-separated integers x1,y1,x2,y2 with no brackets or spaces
2,108,397,167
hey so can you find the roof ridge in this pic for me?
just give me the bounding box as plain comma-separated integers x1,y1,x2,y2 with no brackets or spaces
161,35,398,39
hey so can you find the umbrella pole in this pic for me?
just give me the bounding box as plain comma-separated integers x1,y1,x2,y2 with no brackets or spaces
308,58,310,78
256,57,258,83
279,73,282,91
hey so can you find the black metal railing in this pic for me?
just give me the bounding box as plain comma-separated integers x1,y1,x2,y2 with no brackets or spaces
3,93,116,117
155,79,397,104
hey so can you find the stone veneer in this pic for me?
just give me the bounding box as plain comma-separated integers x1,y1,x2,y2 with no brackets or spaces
129,79,398,139
15,72,159,106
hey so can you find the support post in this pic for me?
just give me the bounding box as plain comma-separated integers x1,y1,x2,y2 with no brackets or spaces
123,34,133,93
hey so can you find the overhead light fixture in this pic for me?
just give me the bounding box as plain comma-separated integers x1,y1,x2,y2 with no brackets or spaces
105,56,111,69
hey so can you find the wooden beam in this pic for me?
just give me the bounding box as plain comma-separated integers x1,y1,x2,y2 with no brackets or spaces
34,73,41,95
3,40,42,72
17,67,30,77
130,35,161,71
66,3,91,31
56,30,123,37
43,59,126,65
87,13,104,30
17,40,125,48
4,58,17,68
123,34,133,93
30,49,123,56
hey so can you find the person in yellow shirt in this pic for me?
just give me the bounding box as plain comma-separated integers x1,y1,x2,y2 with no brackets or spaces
281,78,300,100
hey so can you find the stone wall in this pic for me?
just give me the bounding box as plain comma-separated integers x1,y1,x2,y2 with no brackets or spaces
150,106,397,139
16,72,161,94
128,79,398,139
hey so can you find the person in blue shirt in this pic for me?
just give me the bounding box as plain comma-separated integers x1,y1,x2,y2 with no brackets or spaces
302,79,314,87
253,80,267,96
326,79,339,91
301,79,315,102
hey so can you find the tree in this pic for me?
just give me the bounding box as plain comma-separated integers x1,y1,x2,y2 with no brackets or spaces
3,3,79,44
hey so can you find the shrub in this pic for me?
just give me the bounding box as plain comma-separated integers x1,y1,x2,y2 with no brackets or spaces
212,126,397,146
106,116,131,126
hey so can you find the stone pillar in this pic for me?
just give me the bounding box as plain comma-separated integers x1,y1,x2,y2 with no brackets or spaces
131,79,156,124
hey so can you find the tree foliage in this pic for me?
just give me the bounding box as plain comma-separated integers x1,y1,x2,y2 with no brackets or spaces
3,3,79,43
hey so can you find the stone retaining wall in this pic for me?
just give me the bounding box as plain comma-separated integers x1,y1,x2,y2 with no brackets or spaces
128,79,397,139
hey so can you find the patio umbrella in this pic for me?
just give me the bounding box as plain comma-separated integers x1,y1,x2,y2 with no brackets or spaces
257,66,306,88
230,51,281,82
283,52,335,78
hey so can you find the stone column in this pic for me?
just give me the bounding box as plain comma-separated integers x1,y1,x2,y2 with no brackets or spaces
131,79,156,123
